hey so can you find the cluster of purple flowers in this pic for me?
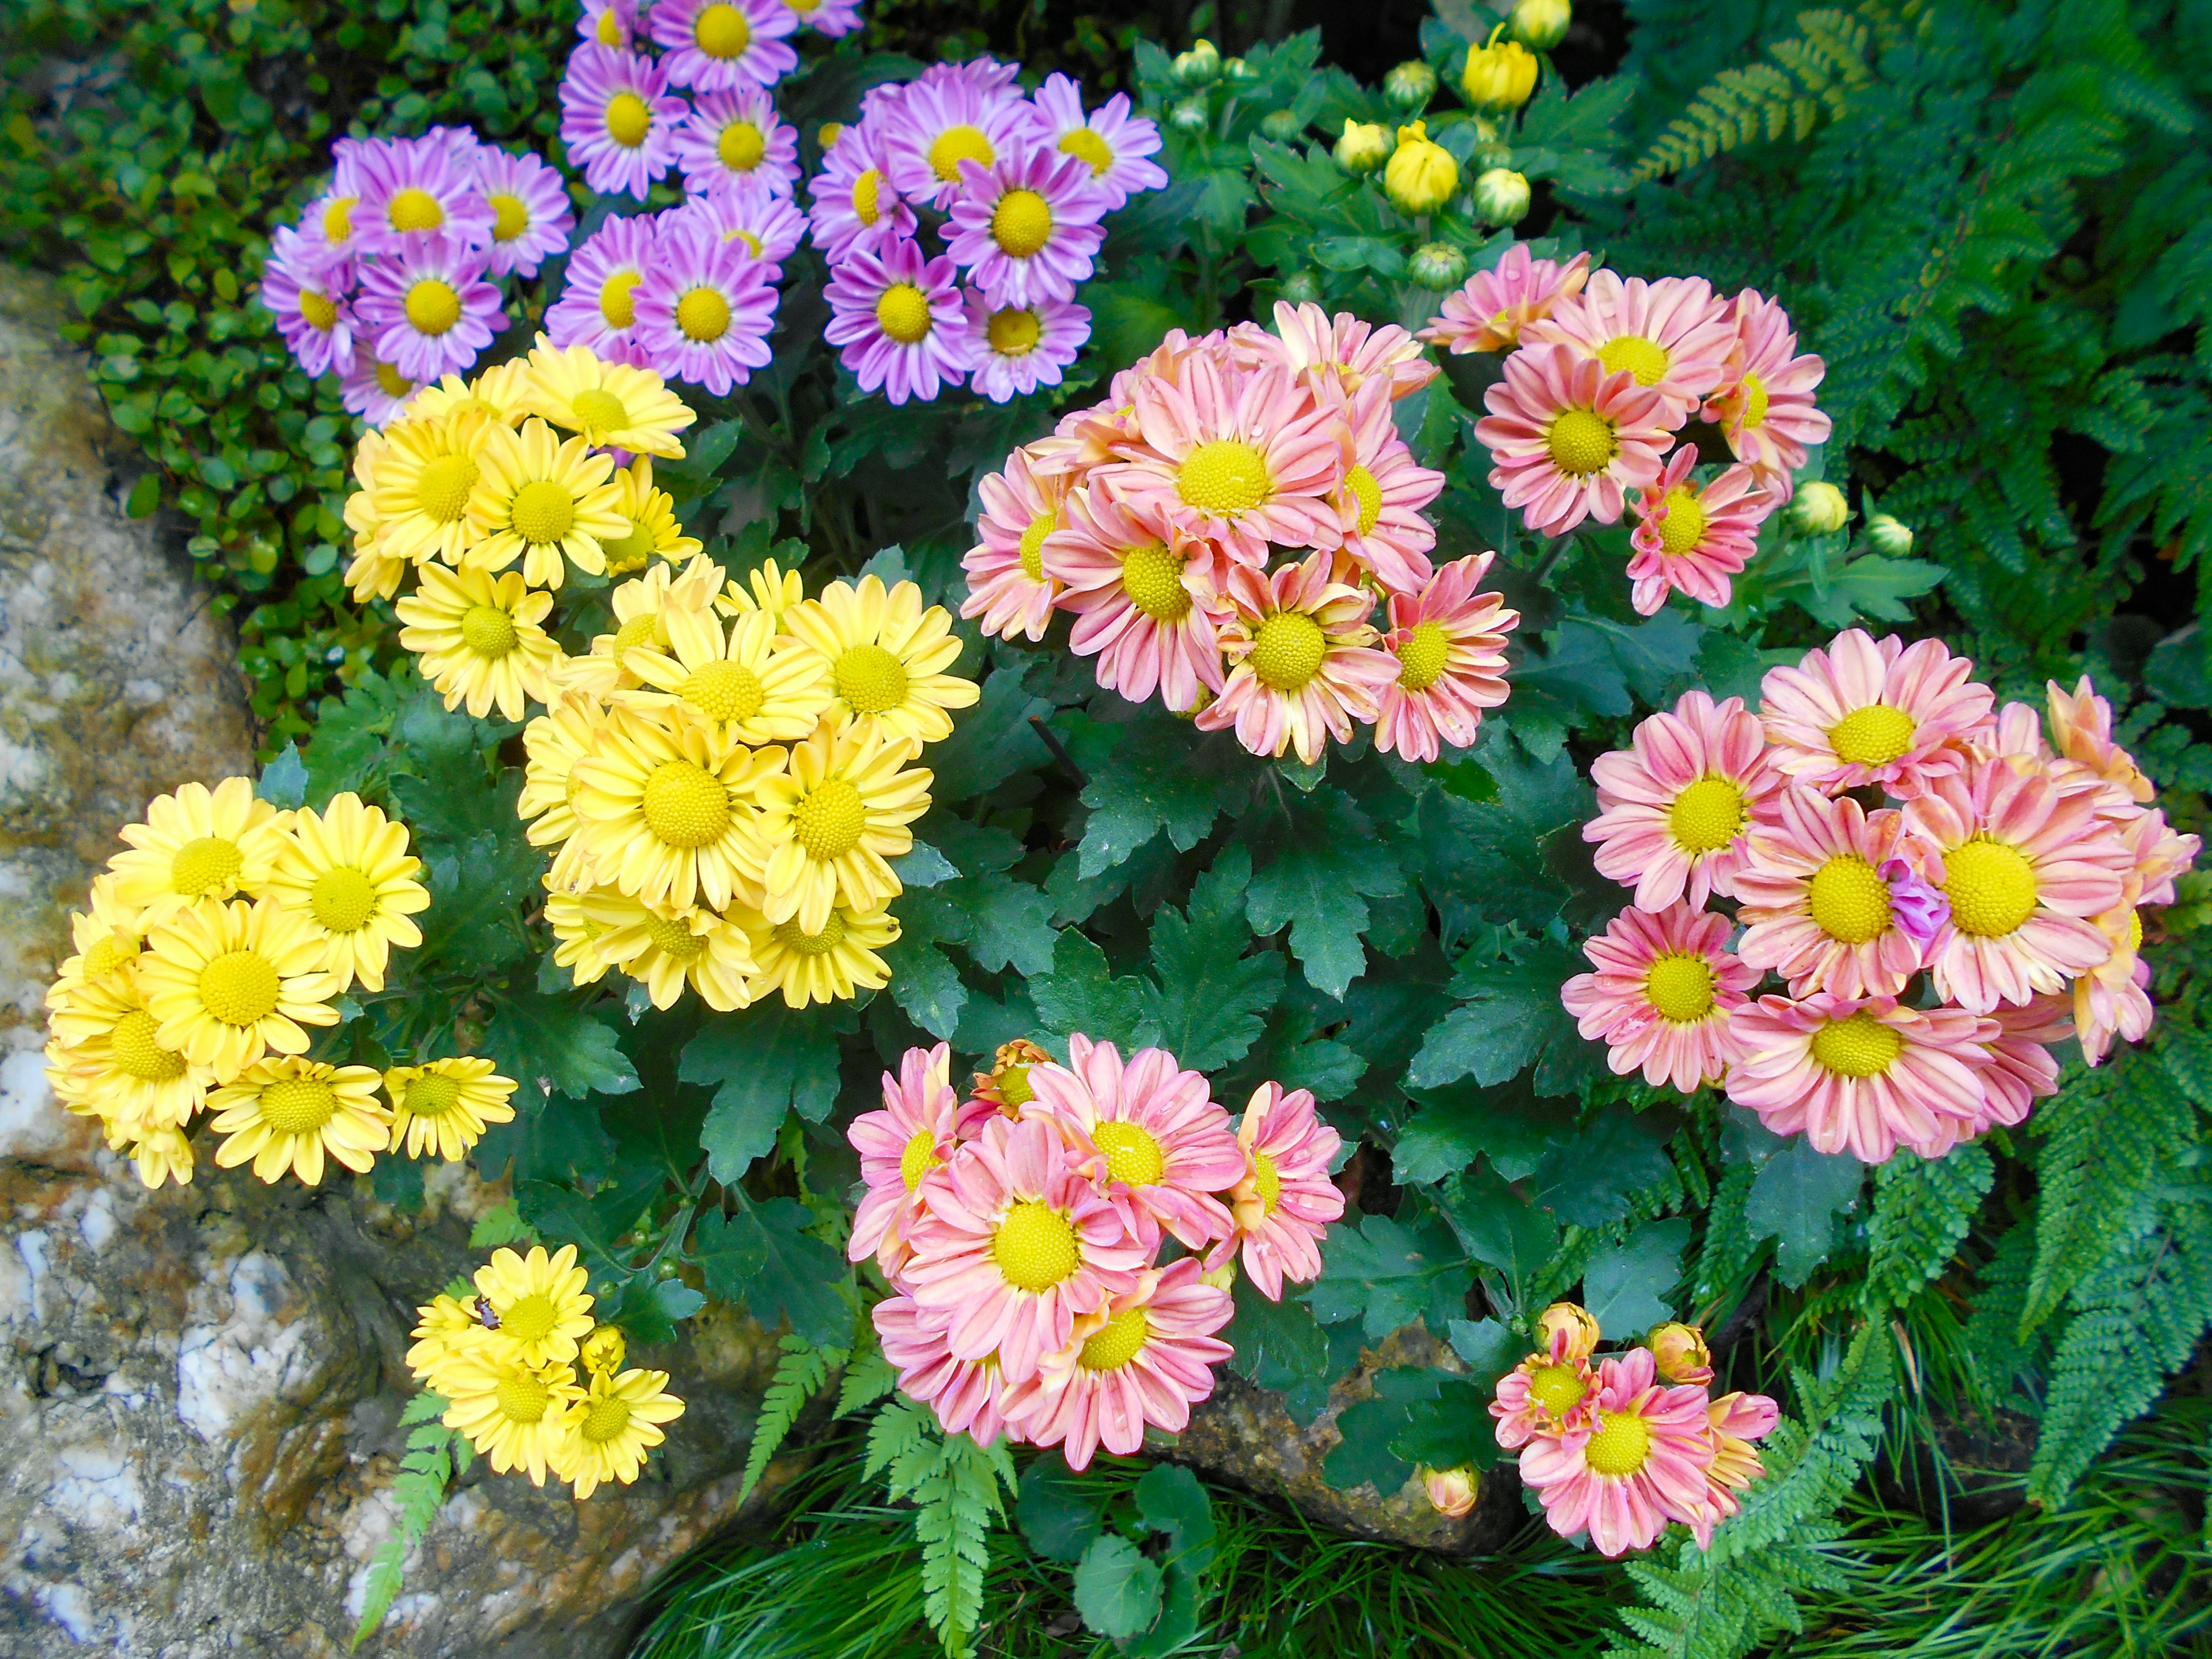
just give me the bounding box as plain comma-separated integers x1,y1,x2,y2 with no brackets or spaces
262,130,575,424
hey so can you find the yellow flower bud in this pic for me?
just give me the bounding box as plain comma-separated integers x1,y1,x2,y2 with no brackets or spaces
1866,510,1915,555
1791,480,1851,534
1512,0,1573,51
1200,1259,1238,1293
579,1323,628,1378
1335,118,1393,175
1175,38,1221,85
1536,1299,1601,1362
1419,1465,1479,1517
1383,121,1460,215
1647,1322,1713,1385
817,122,846,150
1462,27,1540,111
1472,167,1531,225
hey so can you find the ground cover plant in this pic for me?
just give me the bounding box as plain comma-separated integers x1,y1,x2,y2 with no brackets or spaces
11,0,2212,1655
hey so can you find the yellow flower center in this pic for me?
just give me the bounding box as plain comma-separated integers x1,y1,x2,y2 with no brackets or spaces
1253,1149,1281,1214
994,1062,1035,1109
198,949,281,1027
1528,1362,1586,1419
495,1370,551,1424
1807,854,1892,945
1176,439,1272,515
990,188,1054,257
601,517,656,573
987,306,1042,356
512,478,577,546
676,286,732,343
1249,612,1330,694
1810,1011,1904,1078
1667,775,1746,854
1395,619,1450,692
834,642,910,714
600,270,642,329
415,453,479,523
582,1394,634,1443
793,777,866,860
900,1127,941,1191
717,120,767,172
1828,704,1918,767
1080,1306,1150,1372
1944,836,2039,938
612,613,661,660
1120,542,1191,622
461,603,520,658
641,909,709,961
309,865,378,933
259,1075,337,1134
641,760,732,849
1092,1120,1166,1187
993,1198,1080,1291
570,387,629,435
1018,509,1056,581
405,1072,462,1116
606,92,652,147
1656,486,1707,559
1596,334,1671,387
385,188,444,233
1058,126,1114,176
1643,952,1715,1022
1345,463,1383,538
596,7,622,42
774,911,849,956
1545,408,1617,476
111,1009,187,1081
321,196,355,243
82,933,137,979
928,124,995,183
374,362,414,398
502,1292,559,1343
2128,908,2143,953
171,835,243,897
875,282,933,344
694,2,750,56
299,288,338,331
1740,371,1769,429
852,169,883,226
490,191,529,241
682,660,767,723
1584,1411,1653,1477
724,226,764,257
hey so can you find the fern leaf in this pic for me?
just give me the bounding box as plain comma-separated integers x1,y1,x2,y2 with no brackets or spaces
1864,1143,1992,1308
738,1336,843,1503
1633,5,1880,181
865,1396,935,1485
912,1433,1010,1658
1960,1212,2041,1413
350,1406,459,1650
836,1346,897,1418
397,1390,449,1428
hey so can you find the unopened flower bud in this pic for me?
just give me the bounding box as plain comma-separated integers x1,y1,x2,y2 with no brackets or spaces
1168,93,1212,135
1647,1322,1713,1385
1200,1259,1238,1292
1410,241,1468,289
580,1323,627,1378
816,122,846,150
973,1037,1051,1116
1866,510,1914,555
1222,55,1260,86
1419,1465,1479,1517
1384,59,1438,113
1260,108,1304,141
1791,480,1850,534
1473,166,1531,225
1334,119,1392,175
1175,38,1221,85
1536,1300,1601,1363
1512,0,1573,51
1383,121,1459,215
1277,269,1324,306
1461,28,1540,110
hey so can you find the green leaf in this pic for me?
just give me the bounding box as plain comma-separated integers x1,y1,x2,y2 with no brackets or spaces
1446,1316,1524,1388
1030,929,1158,1051
891,841,959,887
916,660,1051,802
1395,1078,1561,1184
1530,1103,1678,1227
1073,1534,1164,1641
681,1005,849,1182
1745,1138,1866,1287
1245,786,1404,998
1310,1211,1471,1339
1132,1462,1216,1577
1416,733,1593,936
1143,846,1284,1071
1406,939,1599,1097
693,1200,851,1346
466,1202,538,1249
1865,1144,1994,1309
1070,715,1245,877
257,743,307,808
482,992,641,1105
1223,1276,1333,1397
1433,1162,1559,1291
1017,1457,1108,1565
1580,1218,1693,1337
738,1336,838,1503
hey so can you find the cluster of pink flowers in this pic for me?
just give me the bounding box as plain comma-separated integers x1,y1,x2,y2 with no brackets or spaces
1493,1302,1778,1558
850,1036,1344,1466
961,306,1521,765
808,59,1165,403
1423,247,1833,615
1562,630,2201,1163
263,130,575,424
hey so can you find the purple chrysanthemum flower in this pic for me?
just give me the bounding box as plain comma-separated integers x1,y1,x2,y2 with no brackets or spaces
777,0,862,36
577,0,638,50
805,124,916,262
875,60,1045,212
355,233,507,382
1028,73,1169,211
1880,857,1953,952
472,149,577,279
353,135,495,256
823,234,973,404
340,353,422,428
544,214,660,367
559,44,688,200
297,138,372,266
260,226,357,377
673,86,801,197
667,176,808,268
631,225,779,396
943,147,1108,310
647,0,797,95
961,289,1089,403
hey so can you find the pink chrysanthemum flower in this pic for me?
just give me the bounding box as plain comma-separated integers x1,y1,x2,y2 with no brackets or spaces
1919,998,2071,1153
1562,903,1759,1092
944,148,1108,310
847,1041,969,1279
1585,690,1783,910
631,225,778,396
340,354,421,427
673,86,801,197
1022,1035,1244,1253
1220,1082,1345,1301
1475,344,1674,537
873,1294,1022,1446
2117,805,2200,910
823,236,974,404
1626,448,1770,616
1042,481,1225,712
961,441,1070,642
577,0,637,49
1028,74,1168,210
472,149,575,279
559,46,687,200
781,0,863,35
1683,1391,1780,1548
1197,553,1398,765
1726,992,1994,1164
901,1115,1148,1387
1525,270,1738,427
1903,756,2132,1013
1734,790,1935,1000
1418,244,1592,354
1490,1349,1596,1450
1255,301,1437,407
665,179,808,268
260,226,355,377
352,135,495,256
805,125,916,262
1111,356,1346,567
544,214,658,368
1518,1347,1717,1559
2046,676,2156,808
963,291,1089,403
877,60,1044,212
355,233,505,383
1372,552,1518,763
1333,380,1445,593
2075,908,2151,1068
998,1259,1233,1470
648,0,797,93
1759,630,1997,801
1702,290,1831,496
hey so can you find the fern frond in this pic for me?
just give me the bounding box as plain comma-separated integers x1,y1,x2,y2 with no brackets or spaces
738,1335,845,1504
866,1396,936,1484
1633,6,1881,181
351,1397,457,1651
836,1346,898,1418
911,1433,1012,1658
1864,1143,1992,1309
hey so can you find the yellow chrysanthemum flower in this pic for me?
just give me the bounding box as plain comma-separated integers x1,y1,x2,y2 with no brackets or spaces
135,896,340,1080
555,555,725,699
568,706,784,910
579,1323,627,1378
263,791,429,993
521,339,696,459
749,722,931,935
45,873,145,1010
402,362,530,428
396,562,563,720
408,1291,501,1394
518,694,608,853
582,888,757,1012
370,408,501,567
781,574,980,748
618,607,833,745
463,415,627,589
384,1055,518,1161
546,884,615,985
344,540,411,604
105,775,294,927
716,555,806,626
737,899,899,1008
125,1126,196,1191
207,1055,389,1185
553,1366,687,1499
343,426,391,555
43,972,213,1132
596,457,704,575
473,1243,597,1368
441,1349,585,1486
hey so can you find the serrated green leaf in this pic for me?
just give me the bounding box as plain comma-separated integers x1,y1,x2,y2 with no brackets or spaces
1581,1218,1693,1337
482,992,641,1105
1142,846,1284,1070
1073,1534,1164,1641
1744,1139,1866,1287
1406,939,1598,1097
693,1200,851,1346
1031,929,1158,1050
1246,786,1404,998
681,1005,850,1181
1310,1210,1471,1339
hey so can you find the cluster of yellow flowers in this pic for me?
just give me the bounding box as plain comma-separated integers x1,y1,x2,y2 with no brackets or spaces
41,777,516,1189
408,1244,685,1498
